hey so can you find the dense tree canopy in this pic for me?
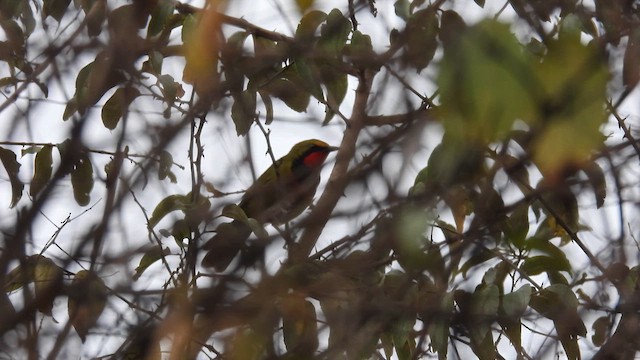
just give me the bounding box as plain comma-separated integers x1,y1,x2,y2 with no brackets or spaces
1,0,640,359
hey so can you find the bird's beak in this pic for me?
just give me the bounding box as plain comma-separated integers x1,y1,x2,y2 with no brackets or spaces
328,146,339,152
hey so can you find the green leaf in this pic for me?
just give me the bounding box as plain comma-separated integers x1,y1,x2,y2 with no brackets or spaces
405,8,439,72
428,291,454,359
282,296,318,354
439,10,466,49
459,247,494,278
221,204,248,221
148,194,189,228
0,76,17,88
294,0,314,14
473,0,485,7
2,19,24,52
30,145,53,198
259,90,274,125
68,270,107,342
392,207,431,272
5,255,63,315
294,58,324,101
394,0,410,21
0,0,22,19
345,30,375,68
74,52,126,114
63,97,78,120
19,1,36,36
529,284,586,339
230,89,257,136
71,152,94,206
43,0,71,22
158,150,173,181
101,87,140,130
520,255,571,276
262,69,310,112
318,9,351,58
381,332,394,359
439,20,536,145
147,0,174,37
158,74,185,103
144,50,163,74
502,284,531,318
5,256,36,293
170,219,190,246
33,256,64,316
320,65,347,124
0,147,24,208
467,285,499,360
295,10,327,40
67,61,94,117
503,201,529,248
591,315,610,347
531,35,608,177
181,14,197,42
84,0,105,37
624,29,640,89
20,145,41,156
396,338,413,360
582,161,606,208
472,284,500,317
133,246,171,280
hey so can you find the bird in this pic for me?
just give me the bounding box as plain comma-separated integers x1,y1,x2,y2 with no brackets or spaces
202,139,338,271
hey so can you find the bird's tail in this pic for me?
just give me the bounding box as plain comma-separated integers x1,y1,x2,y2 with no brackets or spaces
201,220,252,271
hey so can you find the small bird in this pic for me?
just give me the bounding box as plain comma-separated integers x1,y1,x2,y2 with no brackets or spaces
202,139,338,270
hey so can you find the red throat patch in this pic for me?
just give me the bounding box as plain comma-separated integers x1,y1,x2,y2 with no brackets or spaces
303,151,329,168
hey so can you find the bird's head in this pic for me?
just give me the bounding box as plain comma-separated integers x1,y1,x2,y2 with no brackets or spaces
290,139,339,169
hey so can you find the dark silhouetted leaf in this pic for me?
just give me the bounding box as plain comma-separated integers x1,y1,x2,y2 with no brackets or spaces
147,0,174,37
294,0,314,14
520,255,571,276
294,58,324,101
158,74,185,104
394,0,410,21
231,89,256,136
158,150,174,181
282,295,318,355
428,291,454,359
320,66,347,124
68,270,108,342
148,194,189,228
502,284,532,318
295,10,327,40
345,30,376,68
30,145,53,198
582,161,606,208
101,87,140,130
262,68,310,112
591,315,610,347
405,8,438,72
259,90,274,125
71,152,94,206
318,9,351,57
43,0,71,22
5,255,64,316
133,246,171,280
439,20,535,145
0,147,23,208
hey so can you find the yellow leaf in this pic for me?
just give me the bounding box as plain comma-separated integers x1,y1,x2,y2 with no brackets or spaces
183,1,225,94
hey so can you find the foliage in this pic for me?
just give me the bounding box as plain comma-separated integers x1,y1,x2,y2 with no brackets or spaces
1,0,640,359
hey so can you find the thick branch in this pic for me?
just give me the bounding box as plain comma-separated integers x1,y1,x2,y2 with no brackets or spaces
290,68,375,263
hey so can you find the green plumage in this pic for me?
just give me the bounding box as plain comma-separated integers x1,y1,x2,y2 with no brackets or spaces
202,139,337,270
